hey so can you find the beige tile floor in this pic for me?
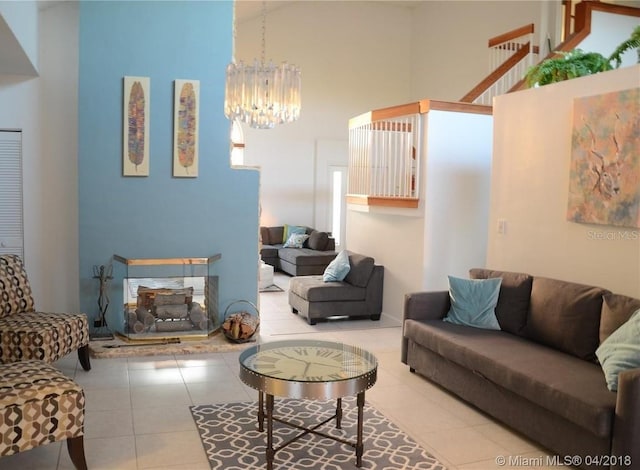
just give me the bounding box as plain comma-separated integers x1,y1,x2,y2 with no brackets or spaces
0,273,570,470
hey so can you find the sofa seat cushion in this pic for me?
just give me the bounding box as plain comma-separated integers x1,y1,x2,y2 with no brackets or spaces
404,320,616,437
0,312,90,364
261,245,281,259
290,276,366,302
278,248,337,266
0,360,85,457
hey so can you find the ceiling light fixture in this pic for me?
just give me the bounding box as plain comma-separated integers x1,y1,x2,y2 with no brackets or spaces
224,1,302,129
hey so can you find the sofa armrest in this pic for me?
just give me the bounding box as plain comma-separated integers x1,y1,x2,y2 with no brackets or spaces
401,291,450,364
403,291,450,322
611,367,640,469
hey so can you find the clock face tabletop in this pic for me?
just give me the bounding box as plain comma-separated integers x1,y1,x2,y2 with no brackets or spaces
239,339,378,399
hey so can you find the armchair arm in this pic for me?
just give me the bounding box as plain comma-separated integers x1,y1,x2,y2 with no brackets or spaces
401,291,450,364
611,367,640,469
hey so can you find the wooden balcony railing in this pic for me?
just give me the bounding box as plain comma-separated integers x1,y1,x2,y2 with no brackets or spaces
347,103,421,209
347,100,491,209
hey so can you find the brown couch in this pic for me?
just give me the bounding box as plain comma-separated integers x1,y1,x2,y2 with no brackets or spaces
402,268,640,469
260,225,337,276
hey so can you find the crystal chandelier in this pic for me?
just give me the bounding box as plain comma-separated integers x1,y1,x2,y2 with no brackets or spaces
224,1,302,129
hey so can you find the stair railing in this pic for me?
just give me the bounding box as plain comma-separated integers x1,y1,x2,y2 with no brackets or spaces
460,24,538,105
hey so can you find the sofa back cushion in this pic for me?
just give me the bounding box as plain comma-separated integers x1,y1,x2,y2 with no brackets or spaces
526,276,608,361
260,226,284,246
599,293,640,344
469,268,532,336
307,230,329,251
344,253,375,288
0,255,36,317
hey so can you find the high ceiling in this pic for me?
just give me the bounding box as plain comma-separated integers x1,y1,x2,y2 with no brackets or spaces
234,0,420,23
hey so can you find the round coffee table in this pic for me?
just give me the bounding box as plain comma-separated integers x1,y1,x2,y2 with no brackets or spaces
239,339,377,469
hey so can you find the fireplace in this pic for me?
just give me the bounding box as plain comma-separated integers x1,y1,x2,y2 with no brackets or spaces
112,254,221,341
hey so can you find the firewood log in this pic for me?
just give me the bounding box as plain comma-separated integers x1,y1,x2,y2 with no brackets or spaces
155,319,193,332
153,304,188,319
136,307,155,326
126,311,145,333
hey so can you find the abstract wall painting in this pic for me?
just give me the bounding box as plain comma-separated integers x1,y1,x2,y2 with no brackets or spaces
173,79,199,177
123,76,150,176
567,88,640,228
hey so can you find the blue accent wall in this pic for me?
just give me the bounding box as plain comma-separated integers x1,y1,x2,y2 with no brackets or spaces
78,1,259,330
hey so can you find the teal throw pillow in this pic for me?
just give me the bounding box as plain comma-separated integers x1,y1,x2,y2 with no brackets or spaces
282,224,306,243
283,233,309,248
323,250,350,282
596,309,640,392
444,276,502,330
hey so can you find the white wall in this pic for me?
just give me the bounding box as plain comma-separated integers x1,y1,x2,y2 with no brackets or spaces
488,66,640,298
409,1,558,102
238,1,413,230
422,110,493,290
0,0,38,75
239,1,561,231
0,2,78,310
578,11,640,67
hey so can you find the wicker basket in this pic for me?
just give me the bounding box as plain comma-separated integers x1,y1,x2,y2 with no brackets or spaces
222,300,259,343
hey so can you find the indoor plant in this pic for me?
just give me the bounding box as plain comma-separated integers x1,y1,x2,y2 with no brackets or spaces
525,25,640,87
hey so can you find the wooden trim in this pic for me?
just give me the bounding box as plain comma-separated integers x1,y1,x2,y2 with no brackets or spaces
349,102,420,128
113,254,221,266
488,23,534,47
574,1,640,36
562,0,572,41
459,43,530,103
583,1,640,18
420,99,492,115
574,1,591,33
555,28,591,52
346,195,419,208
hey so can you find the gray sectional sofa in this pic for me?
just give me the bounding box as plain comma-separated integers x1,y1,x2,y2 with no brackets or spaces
260,225,337,276
288,252,384,325
402,268,640,469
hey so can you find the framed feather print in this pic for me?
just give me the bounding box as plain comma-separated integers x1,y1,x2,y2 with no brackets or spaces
173,79,199,177
123,76,150,176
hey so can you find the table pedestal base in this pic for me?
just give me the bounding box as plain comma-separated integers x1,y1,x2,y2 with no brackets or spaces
256,391,366,469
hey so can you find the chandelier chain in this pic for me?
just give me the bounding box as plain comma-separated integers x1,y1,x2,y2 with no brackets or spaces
261,0,266,65
224,0,301,129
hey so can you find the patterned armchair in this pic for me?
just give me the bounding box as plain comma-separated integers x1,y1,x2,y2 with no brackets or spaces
0,255,91,370
0,360,87,469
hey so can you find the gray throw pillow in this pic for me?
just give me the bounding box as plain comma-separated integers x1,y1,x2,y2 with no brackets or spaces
307,230,329,251
599,293,640,344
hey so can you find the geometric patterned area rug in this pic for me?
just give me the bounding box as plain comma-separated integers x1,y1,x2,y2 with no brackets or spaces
191,396,447,469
